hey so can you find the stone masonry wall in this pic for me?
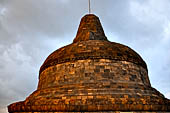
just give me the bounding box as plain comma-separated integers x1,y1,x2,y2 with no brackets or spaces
9,59,167,112
38,59,150,90
8,60,170,112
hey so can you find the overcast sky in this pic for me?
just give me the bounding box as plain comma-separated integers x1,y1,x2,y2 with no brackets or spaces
0,0,170,113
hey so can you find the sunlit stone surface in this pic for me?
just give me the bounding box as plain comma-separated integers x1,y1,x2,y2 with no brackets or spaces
8,14,170,113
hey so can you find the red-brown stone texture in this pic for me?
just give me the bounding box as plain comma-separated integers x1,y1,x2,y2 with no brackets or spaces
8,14,170,113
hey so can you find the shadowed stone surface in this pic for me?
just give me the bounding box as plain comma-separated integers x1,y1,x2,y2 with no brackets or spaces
8,14,170,113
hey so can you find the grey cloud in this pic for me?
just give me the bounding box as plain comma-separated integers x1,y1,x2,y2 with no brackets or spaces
0,43,38,112
101,0,166,43
2,0,88,38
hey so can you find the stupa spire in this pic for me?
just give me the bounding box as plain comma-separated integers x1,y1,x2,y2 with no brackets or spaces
73,14,108,43
88,0,91,14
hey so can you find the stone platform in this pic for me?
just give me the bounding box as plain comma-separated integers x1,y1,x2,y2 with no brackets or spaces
10,111,170,113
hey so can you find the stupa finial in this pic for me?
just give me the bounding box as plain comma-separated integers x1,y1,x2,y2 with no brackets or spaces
73,14,108,43
88,0,91,14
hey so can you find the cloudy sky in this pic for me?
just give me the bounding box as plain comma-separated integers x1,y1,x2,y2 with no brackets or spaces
0,0,170,112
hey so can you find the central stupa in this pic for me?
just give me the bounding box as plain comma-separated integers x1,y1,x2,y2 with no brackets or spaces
8,14,170,112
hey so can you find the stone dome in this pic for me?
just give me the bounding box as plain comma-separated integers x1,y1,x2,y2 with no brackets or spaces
8,14,170,112
40,14,147,75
